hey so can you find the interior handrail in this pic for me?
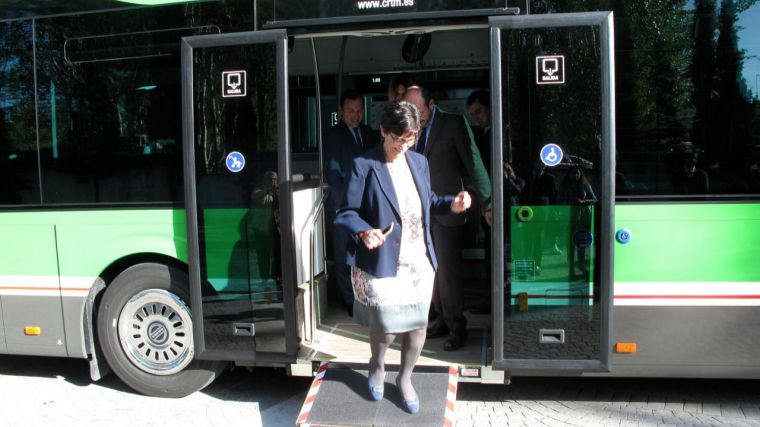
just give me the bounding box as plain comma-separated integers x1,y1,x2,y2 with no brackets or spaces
299,185,328,344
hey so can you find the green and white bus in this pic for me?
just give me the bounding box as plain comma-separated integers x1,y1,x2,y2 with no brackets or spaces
1,0,759,398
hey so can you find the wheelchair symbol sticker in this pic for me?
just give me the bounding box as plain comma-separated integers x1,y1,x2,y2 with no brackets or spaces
226,151,245,173
540,143,563,167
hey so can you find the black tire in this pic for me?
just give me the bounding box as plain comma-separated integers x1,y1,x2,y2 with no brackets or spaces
97,262,225,398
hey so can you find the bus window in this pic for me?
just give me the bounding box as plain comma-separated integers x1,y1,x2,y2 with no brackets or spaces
615,4,756,199
35,17,185,204
0,20,40,206
31,3,254,205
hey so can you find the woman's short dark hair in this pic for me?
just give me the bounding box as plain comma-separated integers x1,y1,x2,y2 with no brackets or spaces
380,101,421,136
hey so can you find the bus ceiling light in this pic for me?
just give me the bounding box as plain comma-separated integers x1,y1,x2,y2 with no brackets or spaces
615,342,637,353
24,326,41,336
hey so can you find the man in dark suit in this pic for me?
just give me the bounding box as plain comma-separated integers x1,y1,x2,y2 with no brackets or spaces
323,89,379,315
466,89,494,315
404,85,491,351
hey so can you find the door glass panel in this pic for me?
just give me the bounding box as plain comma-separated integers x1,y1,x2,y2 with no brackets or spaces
192,42,284,353
502,24,604,361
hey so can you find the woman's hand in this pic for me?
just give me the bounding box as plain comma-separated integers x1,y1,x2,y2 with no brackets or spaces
451,191,472,213
359,229,386,250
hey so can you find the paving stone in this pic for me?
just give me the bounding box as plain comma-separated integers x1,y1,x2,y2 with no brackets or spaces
628,394,649,408
457,409,477,419
648,394,667,410
665,396,686,411
742,406,760,419
472,411,492,422
722,405,746,418
684,400,703,414
703,402,724,416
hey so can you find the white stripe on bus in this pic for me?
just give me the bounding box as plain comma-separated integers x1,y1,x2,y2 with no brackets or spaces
614,281,760,306
0,275,95,297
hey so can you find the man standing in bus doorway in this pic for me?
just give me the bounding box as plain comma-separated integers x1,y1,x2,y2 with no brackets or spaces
466,89,494,315
404,85,491,351
324,89,380,316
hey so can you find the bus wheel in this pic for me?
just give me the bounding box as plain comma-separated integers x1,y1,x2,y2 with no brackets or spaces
97,263,224,398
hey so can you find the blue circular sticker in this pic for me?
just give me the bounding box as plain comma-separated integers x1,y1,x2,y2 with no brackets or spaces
540,143,563,167
616,228,632,244
225,151,245,173
572,229,594,249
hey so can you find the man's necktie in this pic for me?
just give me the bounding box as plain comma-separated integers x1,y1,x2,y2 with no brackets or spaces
351,127,362,147
416,130,427,154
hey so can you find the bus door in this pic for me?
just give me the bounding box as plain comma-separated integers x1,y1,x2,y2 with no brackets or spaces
490,12,615,372
181,30,298,361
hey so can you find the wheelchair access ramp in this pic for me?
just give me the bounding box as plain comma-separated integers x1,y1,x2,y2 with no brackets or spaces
296,362,458,426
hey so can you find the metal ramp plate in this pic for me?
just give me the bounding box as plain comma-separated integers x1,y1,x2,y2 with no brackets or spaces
297,362,458,426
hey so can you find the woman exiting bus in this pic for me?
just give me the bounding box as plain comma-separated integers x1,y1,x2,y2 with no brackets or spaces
335,101,471,414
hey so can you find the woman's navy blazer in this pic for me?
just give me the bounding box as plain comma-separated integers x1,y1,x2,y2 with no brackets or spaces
334,145,454,279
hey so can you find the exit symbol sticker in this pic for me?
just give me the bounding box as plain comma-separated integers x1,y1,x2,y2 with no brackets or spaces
536,55,565,85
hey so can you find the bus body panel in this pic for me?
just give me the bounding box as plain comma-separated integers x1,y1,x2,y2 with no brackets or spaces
611,306,760,377
610,203,760,375
0,301,5,352
53,209,189,278
0,209,188,358
1,296,68,357
0,223,65,355
62,296,86,358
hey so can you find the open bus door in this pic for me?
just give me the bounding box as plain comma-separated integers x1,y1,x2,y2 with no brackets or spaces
489,12,615,373
181,30,298,362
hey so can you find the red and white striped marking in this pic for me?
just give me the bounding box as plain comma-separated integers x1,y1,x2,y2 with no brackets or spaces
0,275,94,297
615,281,760,306
296,361,329,426
443,366,459,427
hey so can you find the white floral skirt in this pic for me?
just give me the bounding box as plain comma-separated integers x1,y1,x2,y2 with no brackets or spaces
351,256,435,334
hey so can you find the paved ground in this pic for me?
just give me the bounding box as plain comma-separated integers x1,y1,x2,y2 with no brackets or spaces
0,355,310,427
455,377,760,426
2,354,760,426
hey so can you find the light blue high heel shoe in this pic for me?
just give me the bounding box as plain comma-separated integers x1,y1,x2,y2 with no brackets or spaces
396,378,419,414
368,358,384,401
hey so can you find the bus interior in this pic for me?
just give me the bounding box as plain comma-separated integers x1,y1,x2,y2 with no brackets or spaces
287,25,495,369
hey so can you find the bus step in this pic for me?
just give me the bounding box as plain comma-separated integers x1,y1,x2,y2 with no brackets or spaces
296,362,458,426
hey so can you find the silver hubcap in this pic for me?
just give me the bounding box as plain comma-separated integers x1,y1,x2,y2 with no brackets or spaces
118,289,194,375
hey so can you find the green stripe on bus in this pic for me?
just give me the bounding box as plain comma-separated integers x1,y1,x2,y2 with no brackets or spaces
615,203,760,282
1,203,758,285
0,209,188,277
